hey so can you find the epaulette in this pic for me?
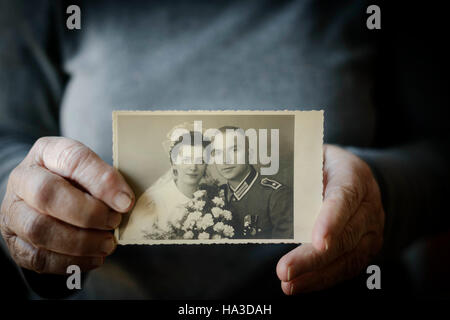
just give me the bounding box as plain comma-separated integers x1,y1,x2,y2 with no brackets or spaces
260,177,282,190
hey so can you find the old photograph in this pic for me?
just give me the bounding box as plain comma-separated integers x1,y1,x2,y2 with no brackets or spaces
114,110,323,244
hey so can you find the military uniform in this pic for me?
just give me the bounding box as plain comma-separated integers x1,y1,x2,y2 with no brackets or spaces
221,166,293,239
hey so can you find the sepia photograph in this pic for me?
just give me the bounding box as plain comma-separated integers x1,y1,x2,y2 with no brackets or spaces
2,0,449,303
114,110,323,244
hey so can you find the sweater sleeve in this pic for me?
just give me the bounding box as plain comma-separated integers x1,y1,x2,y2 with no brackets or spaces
347,140,450,258
0,0,73,298
345,3,450,258
0,0,64,203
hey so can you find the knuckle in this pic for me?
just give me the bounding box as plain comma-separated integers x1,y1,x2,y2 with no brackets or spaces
5,235,32,269
0,217,7,236
0,197,17,232
94,167,118,196
339,185,360,211
7,165,25,194
9,165,21,182
23,212,48,246
6,236,24,267
99,167,118,185
56,141,92,175
342,224,359,251
3,232,17,254
31,137,53,161
33,176,58,209
34,137,51,152
30,247,48,273
35,136,52,146
2,234,49,273
0,200,9,228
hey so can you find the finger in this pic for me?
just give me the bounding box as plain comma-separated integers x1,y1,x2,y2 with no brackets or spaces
282,232,379,295
11,164,122,230
4,199,117,256
276,244,317,282
32,137,134,212
277,202,374,282
4,235,104,274
328,200,380,257
312,145,371,251
313,183,365,252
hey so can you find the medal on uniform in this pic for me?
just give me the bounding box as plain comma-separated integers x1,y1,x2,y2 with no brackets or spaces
243,214,261,237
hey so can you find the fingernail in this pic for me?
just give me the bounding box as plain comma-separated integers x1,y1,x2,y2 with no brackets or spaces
287,266,292,282
114,192,132,211
324,237,330,251
100,238,115,255
290,283,294,295
107,212,122,229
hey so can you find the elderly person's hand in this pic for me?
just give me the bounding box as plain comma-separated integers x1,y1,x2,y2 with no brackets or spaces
277,144,385,294
0,137,134,274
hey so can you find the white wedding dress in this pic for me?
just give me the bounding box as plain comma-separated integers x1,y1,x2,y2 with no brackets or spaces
121,175,191,240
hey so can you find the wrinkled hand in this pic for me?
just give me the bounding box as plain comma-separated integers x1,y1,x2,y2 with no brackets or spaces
0,137,134,274
277,144,385,294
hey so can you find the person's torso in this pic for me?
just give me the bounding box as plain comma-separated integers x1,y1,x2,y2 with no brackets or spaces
54,0,376,299
59,0,376,162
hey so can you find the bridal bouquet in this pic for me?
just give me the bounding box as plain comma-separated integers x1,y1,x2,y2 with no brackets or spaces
146,183,235,240
170,183,235,240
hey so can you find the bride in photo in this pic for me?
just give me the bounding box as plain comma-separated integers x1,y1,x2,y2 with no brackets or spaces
121,123,213,240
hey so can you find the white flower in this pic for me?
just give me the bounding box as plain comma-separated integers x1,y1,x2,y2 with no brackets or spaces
182,211,201,230
221,210,232,221
182,218,195,231
197,213,214,230
192,200,206,211
212,196,225,207
187,200,195,208
223,225,235,238
193,190,207,199
212,234,222,240
211,207,222,218
213,222,225,232
183,231,194,239
187,211,202,221
198,232,210,240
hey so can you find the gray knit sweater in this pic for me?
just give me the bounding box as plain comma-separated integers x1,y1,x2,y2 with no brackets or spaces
0,0,448,299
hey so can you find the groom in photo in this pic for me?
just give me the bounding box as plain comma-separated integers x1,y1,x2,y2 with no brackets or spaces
211,126,293,239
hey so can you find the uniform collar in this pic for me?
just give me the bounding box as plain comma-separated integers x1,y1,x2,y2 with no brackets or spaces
229,166,259,201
